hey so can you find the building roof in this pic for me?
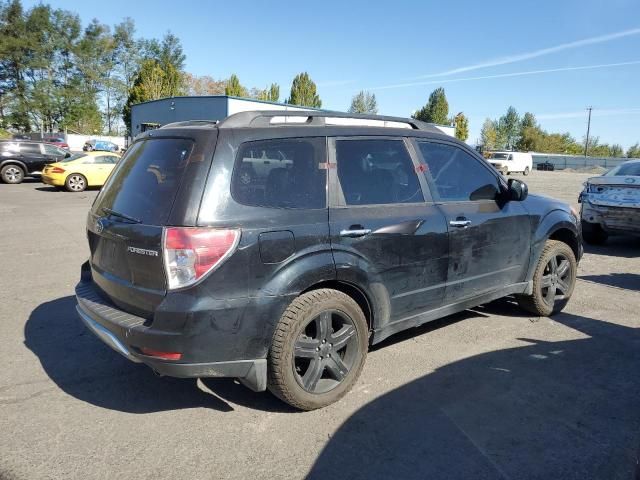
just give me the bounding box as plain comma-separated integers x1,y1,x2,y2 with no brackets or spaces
131,95,325,111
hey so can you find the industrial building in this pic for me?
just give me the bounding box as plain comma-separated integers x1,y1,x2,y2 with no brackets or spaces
129,96,318,137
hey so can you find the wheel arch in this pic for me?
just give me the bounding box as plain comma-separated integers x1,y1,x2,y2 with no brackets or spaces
301,280,374,332
0,159,27,174
526,210,581,282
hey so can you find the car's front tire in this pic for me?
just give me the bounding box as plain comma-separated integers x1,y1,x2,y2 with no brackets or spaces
1,164,25,184
517,240,577,316
65,174,87,192
268,289,369,410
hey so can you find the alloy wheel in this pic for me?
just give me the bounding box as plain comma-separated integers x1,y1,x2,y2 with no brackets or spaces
67,175,86,191
4,166,22,183
293,310,359,394
540,253,573,307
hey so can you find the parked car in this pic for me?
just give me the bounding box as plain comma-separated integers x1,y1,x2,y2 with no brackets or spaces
0,140,70,184
537,161,555,171
42,151,120,192
75,111,582,410
487,151,533,175
43,136,70,150
83,139,119,152
578,159,640,244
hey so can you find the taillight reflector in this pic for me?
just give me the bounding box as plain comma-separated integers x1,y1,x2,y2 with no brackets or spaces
163,227,240,290
140,347,182,360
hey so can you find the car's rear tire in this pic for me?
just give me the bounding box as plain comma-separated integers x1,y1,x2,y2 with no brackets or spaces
516,240,577,316
523,166,530,176
267,289,369,410
1,164,25,184
581,221,608,245
65,174,87,192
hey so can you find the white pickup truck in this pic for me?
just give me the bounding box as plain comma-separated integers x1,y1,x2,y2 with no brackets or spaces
488,151,533,176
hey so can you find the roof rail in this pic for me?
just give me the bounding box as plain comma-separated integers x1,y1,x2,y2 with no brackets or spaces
160,120,219,129
217,110,438,131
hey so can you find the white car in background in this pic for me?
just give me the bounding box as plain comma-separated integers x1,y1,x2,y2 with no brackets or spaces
488,151,533,176
579,159,640,244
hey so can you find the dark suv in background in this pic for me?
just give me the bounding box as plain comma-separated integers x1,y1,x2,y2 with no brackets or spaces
0,140,69,183
75,111,582,410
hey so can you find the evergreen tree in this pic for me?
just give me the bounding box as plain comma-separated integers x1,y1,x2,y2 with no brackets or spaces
286,72,321,107
413,87,449,124
348,90,378,114
453,112,469,141
225,74,248,97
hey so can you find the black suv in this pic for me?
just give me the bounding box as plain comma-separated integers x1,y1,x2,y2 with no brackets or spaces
75,111,582,410
0,140,69,183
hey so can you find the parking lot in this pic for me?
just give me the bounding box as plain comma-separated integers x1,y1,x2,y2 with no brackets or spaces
0,171,638,479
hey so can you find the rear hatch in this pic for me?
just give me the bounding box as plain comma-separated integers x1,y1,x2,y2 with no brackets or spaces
87,135,203,316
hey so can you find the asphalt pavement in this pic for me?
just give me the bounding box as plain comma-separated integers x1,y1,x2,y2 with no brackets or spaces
0,171,638,480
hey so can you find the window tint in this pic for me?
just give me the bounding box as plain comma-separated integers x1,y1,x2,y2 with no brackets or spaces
232,138,326,209
43,144,62,155
417,142,499,201
95,155,117,164
94,138,193,225
336,139,423,205
21,143,41,154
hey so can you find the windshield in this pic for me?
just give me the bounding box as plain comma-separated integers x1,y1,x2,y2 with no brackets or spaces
605,162,640,177
60,153,84,163
490,153,510,160
93,138,193,225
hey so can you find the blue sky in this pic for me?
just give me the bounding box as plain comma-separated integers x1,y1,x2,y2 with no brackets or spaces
29,0,640,148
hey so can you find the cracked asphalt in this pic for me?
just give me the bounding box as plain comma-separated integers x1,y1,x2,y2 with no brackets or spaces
0,171,638,480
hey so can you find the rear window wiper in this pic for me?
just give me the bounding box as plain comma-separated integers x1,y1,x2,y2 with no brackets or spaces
102,207,141,224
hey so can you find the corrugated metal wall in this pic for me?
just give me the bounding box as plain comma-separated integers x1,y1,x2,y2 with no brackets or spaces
532,154,636,170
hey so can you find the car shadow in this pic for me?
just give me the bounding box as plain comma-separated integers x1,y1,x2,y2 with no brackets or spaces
583,236,639,259
579,273,640,292
307,312,640,480
24,296,237,413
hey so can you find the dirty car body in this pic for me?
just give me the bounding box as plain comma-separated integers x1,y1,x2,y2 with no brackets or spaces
580,160,640,238
74,111,583,409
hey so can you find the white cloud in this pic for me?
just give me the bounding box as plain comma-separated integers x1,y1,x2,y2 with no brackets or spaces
412,27,640,79
369,60,640,90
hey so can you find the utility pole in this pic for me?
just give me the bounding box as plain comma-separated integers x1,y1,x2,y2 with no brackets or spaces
584,106,592,157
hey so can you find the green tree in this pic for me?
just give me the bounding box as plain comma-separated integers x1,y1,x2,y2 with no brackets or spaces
453,112,469,141
626,143,640,158
480,118,498,150
225,73,248,97
348,90,378,114
253,83,280,102
286,72,321,107
413,87,449,124
497,106,520,149
123,59,183,132
609,144,624,157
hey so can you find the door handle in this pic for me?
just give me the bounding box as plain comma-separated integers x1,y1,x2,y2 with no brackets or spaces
449,219,471,228
340,228,371,238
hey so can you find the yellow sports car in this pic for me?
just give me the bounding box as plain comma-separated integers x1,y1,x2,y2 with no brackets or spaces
42,151,120,192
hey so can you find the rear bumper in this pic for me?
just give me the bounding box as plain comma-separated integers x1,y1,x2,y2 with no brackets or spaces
41,174,64,186
75,280,268,391
581,201,640,235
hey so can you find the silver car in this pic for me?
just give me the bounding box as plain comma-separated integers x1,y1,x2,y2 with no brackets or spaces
579,159,640,244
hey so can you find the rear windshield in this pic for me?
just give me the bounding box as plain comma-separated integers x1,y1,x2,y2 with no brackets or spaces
93,138,193,224
606,162,640,177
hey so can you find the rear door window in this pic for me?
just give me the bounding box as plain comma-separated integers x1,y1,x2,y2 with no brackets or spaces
231,137,326,209
93,138,193,225
335,138,424,205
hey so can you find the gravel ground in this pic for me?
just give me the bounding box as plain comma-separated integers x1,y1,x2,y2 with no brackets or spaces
0,171,638,480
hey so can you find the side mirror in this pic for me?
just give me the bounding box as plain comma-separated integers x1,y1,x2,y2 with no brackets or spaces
507,178,528,201
64,152,71,158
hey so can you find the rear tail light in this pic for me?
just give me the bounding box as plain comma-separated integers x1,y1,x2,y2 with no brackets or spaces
163,227,240,290
140,347,182,360
50,167,66,174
